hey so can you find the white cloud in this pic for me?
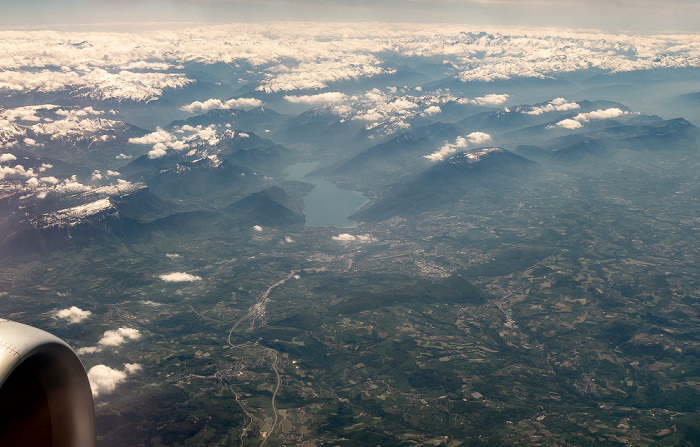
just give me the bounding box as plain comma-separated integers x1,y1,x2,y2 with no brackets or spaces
128,128,174,146
554,107,629,129
253,225,263,232
76,346,101,355
159,272,202,282
131,126,224,158
256,55,394,93
0,163,37,180
423,132,491,162
140,300,162,306
55,306,92,324
0,67,192,102
332,233,376,243
40,176,60,184
555,119,584,129
87,365,127,397
87,363,141,398
524,98,580,115
98,327,142,347
116,153,132,160
0,106,46,122
421,105,441,116
180,97,263,113
573,108,629,122
466,131,492,145
284,236,295,243
165,253,181,258
424,135,469,162
332,233,357,241
469,94,510,106
147,144,168,159
123,363,142,374
3,24,700,105
284,92,348,104
0,153,17,163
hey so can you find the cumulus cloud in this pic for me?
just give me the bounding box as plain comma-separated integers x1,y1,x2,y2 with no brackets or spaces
284,92,348,104
55,306,92,324
76,346,101,355
131,124,230,158
574,108,629,122
524,98,581,115
116,153,132,160
424,132,491,162
425,136,468,162
253,225,263,232
75,326,141,356
159,272,202,282
128,128,174,146
421,105,441,116
180,97,262,113
123,363,142,374
332,233,356,241
140,300,162,306
40,176,60,184
147,144,168,159
553,107,629,129
87,365,127,397
0,163,37,181
332,233,376,243
165,253,181,258
458,94,510,107
87,363,141,397
26,177,40,189
555,119,584,129
129,128,189,159
98,327,142,347
466,131,493,145
308,88,503,137
470,94,510,106
0,153,17,163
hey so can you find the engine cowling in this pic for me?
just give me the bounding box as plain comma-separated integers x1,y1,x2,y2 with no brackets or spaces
0,319,96,446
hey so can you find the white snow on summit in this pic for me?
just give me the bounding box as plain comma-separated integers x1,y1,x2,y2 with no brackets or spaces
39,198,113,228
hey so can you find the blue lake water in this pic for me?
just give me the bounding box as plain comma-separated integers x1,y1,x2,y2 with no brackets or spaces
283,162,367,228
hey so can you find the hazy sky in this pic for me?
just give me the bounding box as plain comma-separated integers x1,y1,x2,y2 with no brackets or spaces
2,0,700,33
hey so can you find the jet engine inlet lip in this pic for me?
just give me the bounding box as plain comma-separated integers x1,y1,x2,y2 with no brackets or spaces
0,319,96,447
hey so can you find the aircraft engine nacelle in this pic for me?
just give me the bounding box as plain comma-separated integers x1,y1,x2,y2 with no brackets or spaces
0,319,96,446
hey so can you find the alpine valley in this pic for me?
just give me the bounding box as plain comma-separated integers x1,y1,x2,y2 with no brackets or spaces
1,23,700,446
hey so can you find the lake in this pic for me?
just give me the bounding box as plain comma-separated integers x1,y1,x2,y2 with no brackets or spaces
283,162,367,228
